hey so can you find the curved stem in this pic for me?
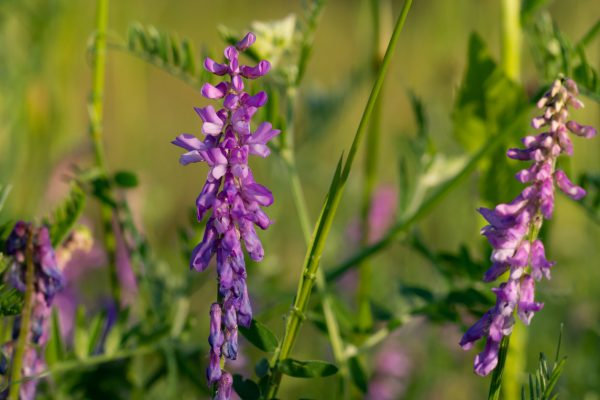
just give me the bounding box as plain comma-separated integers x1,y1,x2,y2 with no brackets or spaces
265,1,413,397
8,226,35,400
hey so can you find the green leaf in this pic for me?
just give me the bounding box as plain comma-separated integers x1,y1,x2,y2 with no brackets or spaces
278,358,338,378
232,375,261,400
452,33,528,205
348,356,368,393
0,184,12,214
521,0,552,25
74,306,89,360
0,284,24,316
254,358,270,378
113,171,139,188
45,309,65,366
46,183,86,247
238,319,279,352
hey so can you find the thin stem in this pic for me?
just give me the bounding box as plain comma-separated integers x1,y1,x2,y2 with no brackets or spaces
8,226,35,400
278,18,348,390
89,0,121,306
356,0,388,334
266,1,413,397
500,0,521,82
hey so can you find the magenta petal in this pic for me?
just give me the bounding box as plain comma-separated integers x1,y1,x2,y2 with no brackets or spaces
517,275,544,325
236,32,256,51
179,150,204,165
240,60,271,79
566,121,597,138
554,169,586,200
245,91,268,108
201,82,228,99
243,182,274,206
248,122,280,145
204,57,228,76
474,338,500,376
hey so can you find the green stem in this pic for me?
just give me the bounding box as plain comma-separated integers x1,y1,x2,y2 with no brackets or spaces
325,112,529,283
500,0,521,82
279,60,347,395
8,226,35,400
497,2,523,398
356,0,388,334
266,2,413,397
89,0,121,306
488,336,511,400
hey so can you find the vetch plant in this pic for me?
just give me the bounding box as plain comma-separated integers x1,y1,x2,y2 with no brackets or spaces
172,32,279,398
1,222,64,400
460,77,597,377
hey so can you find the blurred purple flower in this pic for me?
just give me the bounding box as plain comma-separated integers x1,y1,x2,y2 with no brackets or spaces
367,335,412,400
172,32,279,397
1,222,64,400
460,78,597,376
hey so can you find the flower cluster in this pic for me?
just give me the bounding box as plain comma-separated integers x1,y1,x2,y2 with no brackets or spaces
1,221,64,400
460,78,597,376
172,32,279,397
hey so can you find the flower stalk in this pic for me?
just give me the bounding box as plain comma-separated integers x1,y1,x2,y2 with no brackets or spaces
265,1,413,397
89,0,121,307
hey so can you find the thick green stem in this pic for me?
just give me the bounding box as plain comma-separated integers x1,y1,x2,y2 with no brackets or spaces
496,2,523,398
266,2,413,397
89,0,120,306
8,226,35,400
500,0,521,82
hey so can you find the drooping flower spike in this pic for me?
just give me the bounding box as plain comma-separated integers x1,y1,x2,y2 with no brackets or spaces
460,77,596,376
172,32,279,398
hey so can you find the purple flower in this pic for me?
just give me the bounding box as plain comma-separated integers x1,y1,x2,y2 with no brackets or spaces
172,32,279,397
460,78,596,376
1,222,65,399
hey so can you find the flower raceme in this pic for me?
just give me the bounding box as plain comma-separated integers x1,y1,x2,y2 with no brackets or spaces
460,78,597,376
1,221,64,400
172,32,279,398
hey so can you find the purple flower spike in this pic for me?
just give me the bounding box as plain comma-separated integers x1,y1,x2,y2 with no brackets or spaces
461,78,596,377
215,372,233,400
1,222,64,399
172,32,277,398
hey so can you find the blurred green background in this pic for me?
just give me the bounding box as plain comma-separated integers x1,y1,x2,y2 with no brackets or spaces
0,0,599,399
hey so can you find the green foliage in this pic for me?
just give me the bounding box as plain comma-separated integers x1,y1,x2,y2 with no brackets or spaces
113,171,139,188
278,358,339,378
45,183,86,247
0,184,11,215
521,328,567,400
524,9,600,102
348,356,368,393
452,33,528,205
233,375,261,400
126,22,210,88
578,172,600,225
239,319,279,353
0,283,24,316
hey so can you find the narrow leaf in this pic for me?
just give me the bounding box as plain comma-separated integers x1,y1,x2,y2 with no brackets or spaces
238,319,279,352
278,358,338,378
47,183,86,247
